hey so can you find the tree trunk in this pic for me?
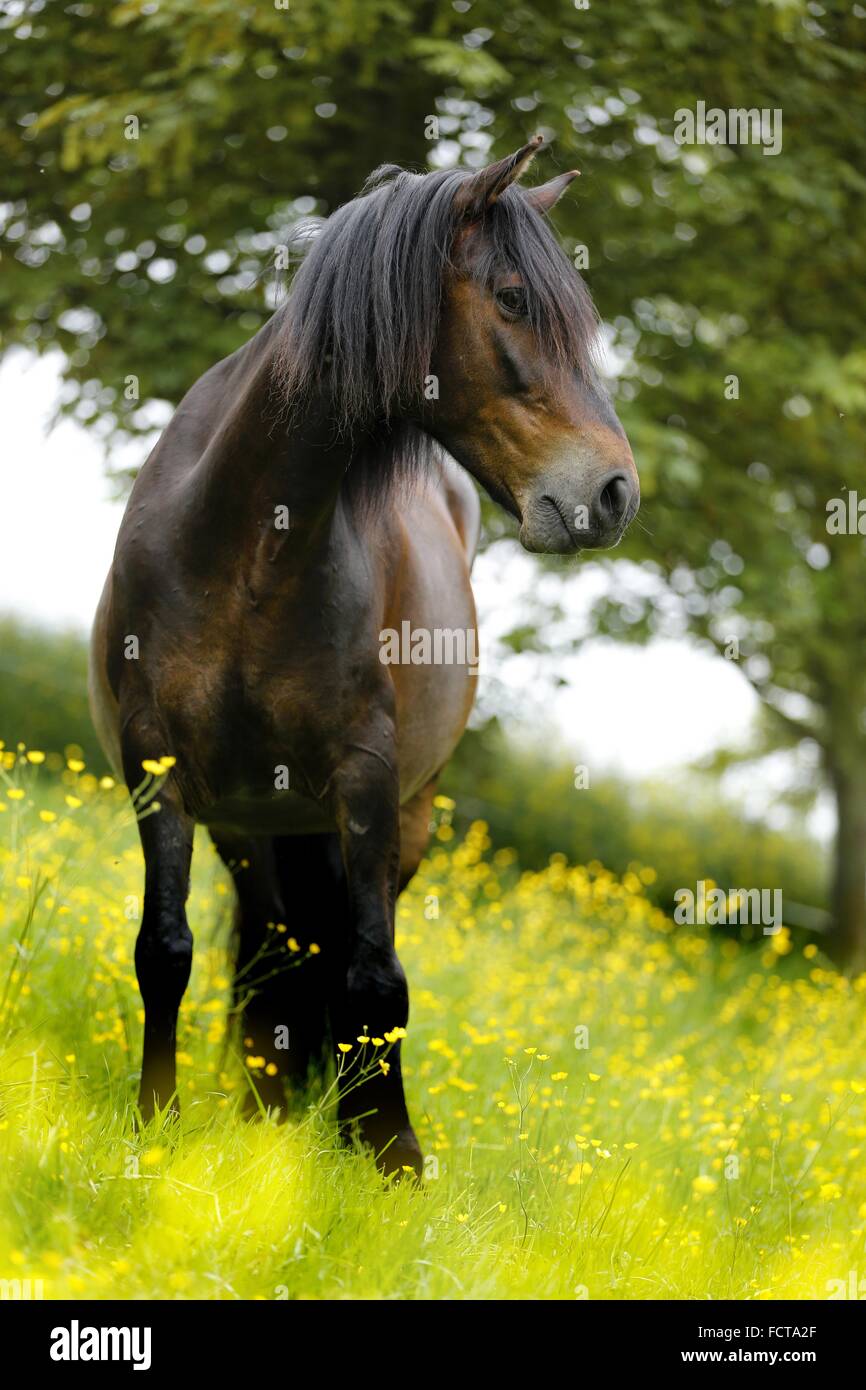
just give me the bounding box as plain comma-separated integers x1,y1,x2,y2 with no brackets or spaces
828,763,866,973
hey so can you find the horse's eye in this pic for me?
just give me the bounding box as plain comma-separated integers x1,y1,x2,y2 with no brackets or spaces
495,286,528,318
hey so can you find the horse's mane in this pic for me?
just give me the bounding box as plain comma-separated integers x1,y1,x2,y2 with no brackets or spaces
273,162,601,501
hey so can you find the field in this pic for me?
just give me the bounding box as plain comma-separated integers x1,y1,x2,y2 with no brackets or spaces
1,744,865,1301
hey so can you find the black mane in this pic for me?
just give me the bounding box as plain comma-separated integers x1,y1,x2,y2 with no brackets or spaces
274,162,601,495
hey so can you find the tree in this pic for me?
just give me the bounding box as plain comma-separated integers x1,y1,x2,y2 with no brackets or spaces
2,0,865,959
0,0,507,451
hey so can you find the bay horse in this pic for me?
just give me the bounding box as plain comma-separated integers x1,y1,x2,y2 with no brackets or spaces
89,137,638,1177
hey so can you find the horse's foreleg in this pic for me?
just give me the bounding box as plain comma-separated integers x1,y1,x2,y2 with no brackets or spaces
132,786,194,1119
330,746,423,1178
398,774,439,892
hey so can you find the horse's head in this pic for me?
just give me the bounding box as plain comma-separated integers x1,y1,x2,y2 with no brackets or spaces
425,138,638,554
279,139,638,552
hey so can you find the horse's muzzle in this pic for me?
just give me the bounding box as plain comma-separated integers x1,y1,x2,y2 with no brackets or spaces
519,469,640,555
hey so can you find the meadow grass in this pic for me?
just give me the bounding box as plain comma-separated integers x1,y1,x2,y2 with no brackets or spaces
1,744,865,1301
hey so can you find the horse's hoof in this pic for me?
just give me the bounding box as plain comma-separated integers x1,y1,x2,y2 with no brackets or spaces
376,1127,424,1181
243,1099,286,1124
135,1090,180,1127
242,1079,286,1120
338,1114,423,1179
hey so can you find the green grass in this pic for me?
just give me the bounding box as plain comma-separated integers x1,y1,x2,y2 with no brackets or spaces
1,746,865,1300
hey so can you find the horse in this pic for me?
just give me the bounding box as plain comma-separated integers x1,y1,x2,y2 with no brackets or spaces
89,136,639,1177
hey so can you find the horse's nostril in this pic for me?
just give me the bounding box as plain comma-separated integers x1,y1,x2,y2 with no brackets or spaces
597,472,631,527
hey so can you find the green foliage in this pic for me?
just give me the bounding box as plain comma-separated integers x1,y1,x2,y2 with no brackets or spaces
1,0,491,449
0,616,106,770
442,721,827,918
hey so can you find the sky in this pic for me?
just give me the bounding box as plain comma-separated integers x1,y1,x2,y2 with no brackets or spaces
0,349,827,834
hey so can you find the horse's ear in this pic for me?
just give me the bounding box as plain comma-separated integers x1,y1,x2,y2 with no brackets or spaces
454,135,544,219
524,169,580,215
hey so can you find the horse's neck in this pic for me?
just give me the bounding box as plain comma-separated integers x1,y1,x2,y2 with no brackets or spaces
186,325,355,559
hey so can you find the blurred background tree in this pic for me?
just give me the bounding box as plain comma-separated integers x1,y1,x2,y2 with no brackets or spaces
1,0,864,960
